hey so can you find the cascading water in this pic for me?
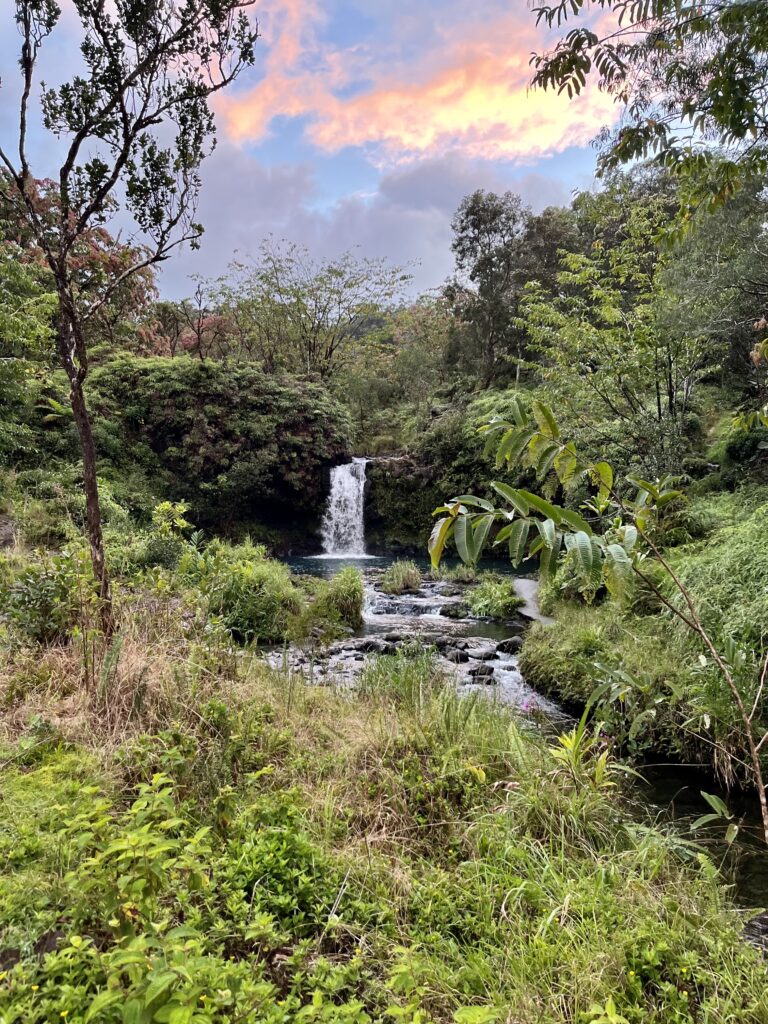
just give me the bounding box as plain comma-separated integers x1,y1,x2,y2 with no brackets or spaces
319,458,369,556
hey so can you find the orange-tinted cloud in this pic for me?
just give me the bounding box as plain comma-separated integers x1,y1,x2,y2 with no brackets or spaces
219,2,618,164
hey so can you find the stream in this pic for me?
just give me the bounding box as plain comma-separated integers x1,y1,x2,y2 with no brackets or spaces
273,460,768,937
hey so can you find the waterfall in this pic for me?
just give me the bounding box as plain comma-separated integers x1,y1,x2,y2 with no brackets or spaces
319,458,369,556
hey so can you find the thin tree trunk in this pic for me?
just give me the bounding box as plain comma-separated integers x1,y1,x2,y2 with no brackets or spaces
56,308,114,638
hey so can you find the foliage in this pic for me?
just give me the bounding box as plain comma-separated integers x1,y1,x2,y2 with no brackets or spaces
531,1,768,210
208,240,408,379
0,546,96,645
467,576,524,619
0,662,767,1024
87,356,352,530
380,560,422,595
177,540,303,645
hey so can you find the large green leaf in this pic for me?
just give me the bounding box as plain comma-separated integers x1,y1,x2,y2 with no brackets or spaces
454,514,475,565
534,440,560,480
491,481,530,516
507,518,530,566
532,399,560,439
472,513,494,560
428,516,454,569
592,461,614,500
451,494,495,511
496,425,537,469
518,490,564,525
604,543,633,599
559,507,593,535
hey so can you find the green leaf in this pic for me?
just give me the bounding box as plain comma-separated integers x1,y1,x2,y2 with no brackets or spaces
454,515,476,565
532,400,560,439
536,517,557,549
85,991,124,1023
428,516,454,570
507,519,530,566
453,1009,501,1024
491,481,530,516
571,530,598,586
592,461,614,500
559,507,592,534
496,425,537,469
604,543,632,600
472,514,494,561
451,495,495,511
534,440,560,480
518,490,564,524
701,791,730,818
539,536,561,580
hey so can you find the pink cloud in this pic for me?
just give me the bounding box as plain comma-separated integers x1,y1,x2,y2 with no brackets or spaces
218,2,619,164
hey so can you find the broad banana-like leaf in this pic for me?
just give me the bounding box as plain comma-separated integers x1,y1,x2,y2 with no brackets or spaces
559,507,593,535
451,495,495,511
591,461,614,500
496,425,537,469
454,514,475,565
534,440,560,480
532,400,560,439
621,524,638,553
571,530,597,585
507,518,530,566
538,534,561,579
472,513,494,561
429,516,454,569
536,517,557,549
604,543,633,599
491,482,530,516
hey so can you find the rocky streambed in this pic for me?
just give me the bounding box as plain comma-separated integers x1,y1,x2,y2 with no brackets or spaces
268,568,566,724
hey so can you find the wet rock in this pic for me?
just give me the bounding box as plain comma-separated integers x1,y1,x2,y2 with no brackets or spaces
465,641,497,661
358,638,395,655
439,603,470,620
496,636,523,655
444,648,470,663
745,912,768,953
468,663,495,683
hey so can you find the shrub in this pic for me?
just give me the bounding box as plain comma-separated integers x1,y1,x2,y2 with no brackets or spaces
468,576,524,618
380,559,422,595
316,566,364,629
0,547,96,644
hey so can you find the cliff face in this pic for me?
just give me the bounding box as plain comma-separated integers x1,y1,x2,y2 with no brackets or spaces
364,456,443,555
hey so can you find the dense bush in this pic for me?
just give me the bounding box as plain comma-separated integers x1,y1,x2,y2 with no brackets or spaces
380,560,422,595
0,547,96,644
86,356,352,537
468,576,524,618
178,540,303,644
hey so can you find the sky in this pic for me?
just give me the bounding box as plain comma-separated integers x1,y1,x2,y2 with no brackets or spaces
0,0,618,297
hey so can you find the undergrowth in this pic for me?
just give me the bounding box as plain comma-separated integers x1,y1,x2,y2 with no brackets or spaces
0,630,766,1023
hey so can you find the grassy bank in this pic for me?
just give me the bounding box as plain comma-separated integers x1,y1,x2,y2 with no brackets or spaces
1,627,766,1023
519,488,768,787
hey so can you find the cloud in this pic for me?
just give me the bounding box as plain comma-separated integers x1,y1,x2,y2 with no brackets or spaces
219,1,618,165
160,147,574,297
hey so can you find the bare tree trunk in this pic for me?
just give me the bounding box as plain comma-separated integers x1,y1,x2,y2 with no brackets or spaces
56,308,114,638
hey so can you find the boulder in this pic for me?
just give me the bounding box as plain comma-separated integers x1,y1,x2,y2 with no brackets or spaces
468,663,495,683
496,636,523,655
444,648,470,663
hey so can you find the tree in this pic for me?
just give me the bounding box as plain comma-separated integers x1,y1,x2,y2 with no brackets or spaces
531,1,768,210
214,240,407,379
0,0,257,632
447,190,529,384
447,192,581,384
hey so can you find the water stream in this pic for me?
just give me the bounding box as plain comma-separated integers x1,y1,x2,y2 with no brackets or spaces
288,460,768,919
